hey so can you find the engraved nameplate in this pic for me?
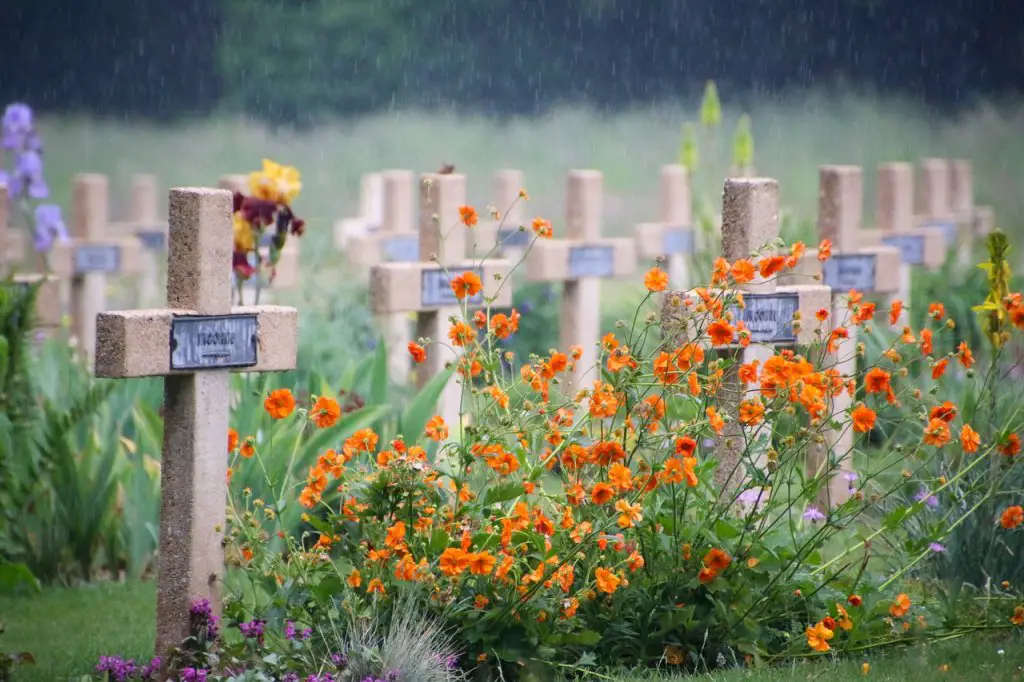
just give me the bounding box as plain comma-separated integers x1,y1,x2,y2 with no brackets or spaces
823,254,876,292
662,227,695,255
881,234,925,266
382,235,419,262
74,245,121,273
731,293,799,344
569,245,614,278
498,227,532,248
421,267,485,308
170,314,258,370
136,229,166,251
922,220,957,248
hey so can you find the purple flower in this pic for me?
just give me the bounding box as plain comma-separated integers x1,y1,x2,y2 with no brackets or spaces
285,620,296,640
803,505,826,523
10,149,48,199
282,675,300,682
33,203,67,252
301,627,312,639
238,618,266,643
929,542,946,553
180,668,208,682
189,598,219,640
737,487,769,513
94,655,139,681
914,488,939,508
2,103,33,150
331,652,348,667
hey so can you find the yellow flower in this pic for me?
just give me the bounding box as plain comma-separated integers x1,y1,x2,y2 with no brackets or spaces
248,158,302,205
233,212,256,253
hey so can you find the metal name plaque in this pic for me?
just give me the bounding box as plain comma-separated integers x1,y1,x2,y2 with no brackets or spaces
421,267,485,308
823,254,876,291
923,220,957,248
881,234,925,266
136,229,167,251
382,235,419,262
74,245,121,273
569,245,615,279
170,314,258,370
662,227,695,255
498,227,532,248
730,293,799,344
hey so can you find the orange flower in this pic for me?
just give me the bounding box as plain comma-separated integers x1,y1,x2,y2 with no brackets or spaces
448,321,477,346
1011,606,1024,626
758,255,787,278
408,342,427,363
608,463,633,490
730,259,756,283
999,433,1021,457
644,267,670,292
817,239,833,262
228,428,239,452
459,205,478,227
439,547,471,576
531,217,553,238
923,418,952,447
920,328,934,355
240,438,255,459
738,360,760,384
425,415,449,441
594,567,621,594
889,593,911,618
490,311,519,339
451,271,483,299
957,341,974,368
711,257,730,285
607,346,638,373
815,308,829,322
614,499,643,528
835,603,854,631
928,302,945,320
703,548,731,571
706,406,725,434
930,401,957,423
1001,505,1024,529
931,358,949,380
367,578,386,595
848,594,863,607
864,368,892,395
591,482,615,505
264,388,296,419
589,381,619,419
467,551,496,575
960,424,980,454
346,569,362,588
889,300,904,326
851,404,877,433
739,399,765,425
384,521,407,549
311,395,341,428
707,319,736,345
698,567,718,584
806,621,834,652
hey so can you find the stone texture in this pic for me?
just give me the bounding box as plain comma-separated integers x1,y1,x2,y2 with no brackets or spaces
916,158,951,219
419,173,466,265
524,238,636,281
333,172,383,251
818,166,862,253
473,169,526,257
369,260,513,314
347,170,415,267
876,162,914,233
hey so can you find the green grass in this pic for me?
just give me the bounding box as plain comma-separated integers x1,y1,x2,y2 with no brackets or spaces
1,581,154,681
3,581,1023,681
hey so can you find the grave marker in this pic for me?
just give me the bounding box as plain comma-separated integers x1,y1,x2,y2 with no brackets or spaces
915,158,958,248
370,173,513,438
782,166,901,506
524,170,636,393
661,178,830,494
949,160,995,264
94,187,298,660
333,172,384,250
634,165,696,288
51,174,143,364
472,169,532,257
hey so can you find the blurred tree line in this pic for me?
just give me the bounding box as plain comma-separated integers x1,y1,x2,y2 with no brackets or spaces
1,0,1022,125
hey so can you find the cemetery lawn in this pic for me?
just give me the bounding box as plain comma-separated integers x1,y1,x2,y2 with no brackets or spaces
3,582,1022,682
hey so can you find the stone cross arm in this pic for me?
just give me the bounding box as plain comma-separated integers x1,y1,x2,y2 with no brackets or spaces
51,237,146,277
95,305,297,379
858,228,945,270
783,245,901,294
369,260,514,314
525,237,635,282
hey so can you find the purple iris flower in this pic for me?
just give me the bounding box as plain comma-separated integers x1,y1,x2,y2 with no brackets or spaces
2,103,33,150
33,203,67,252
8,149,48,199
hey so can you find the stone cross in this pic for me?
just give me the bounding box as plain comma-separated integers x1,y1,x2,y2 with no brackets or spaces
107,173,167,307
634,165,696,289
915,158,959,251
94,187,298,660
472,169,530,258
525,170,636,394
333,172,384,251
51,174,143,365
370,173,513,440
661,177,829,495
949,159,995,264
218,175,300,305
0,184,62,333
860,163,945,325
783,166,901,506
348,170,419,382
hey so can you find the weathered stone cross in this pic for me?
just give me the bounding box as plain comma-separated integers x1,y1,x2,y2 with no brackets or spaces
333,171,384,251
524,170,636,394
662,177,829,495
106,173,168,307
94,187,298,658
51,174,143,364
370,173,513,440
472,169,531,258
783,166,901,506
915,158,959,251
948,159,995,265
634,164,696,289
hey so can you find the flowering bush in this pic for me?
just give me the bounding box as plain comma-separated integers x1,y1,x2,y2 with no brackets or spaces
96,183,1024,680
228,158,306,304
0,102,67,265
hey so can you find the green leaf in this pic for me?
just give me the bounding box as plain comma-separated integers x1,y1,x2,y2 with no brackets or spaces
714,519,741,540
483,482,525,507
398,368,454,440
0,562,40,595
